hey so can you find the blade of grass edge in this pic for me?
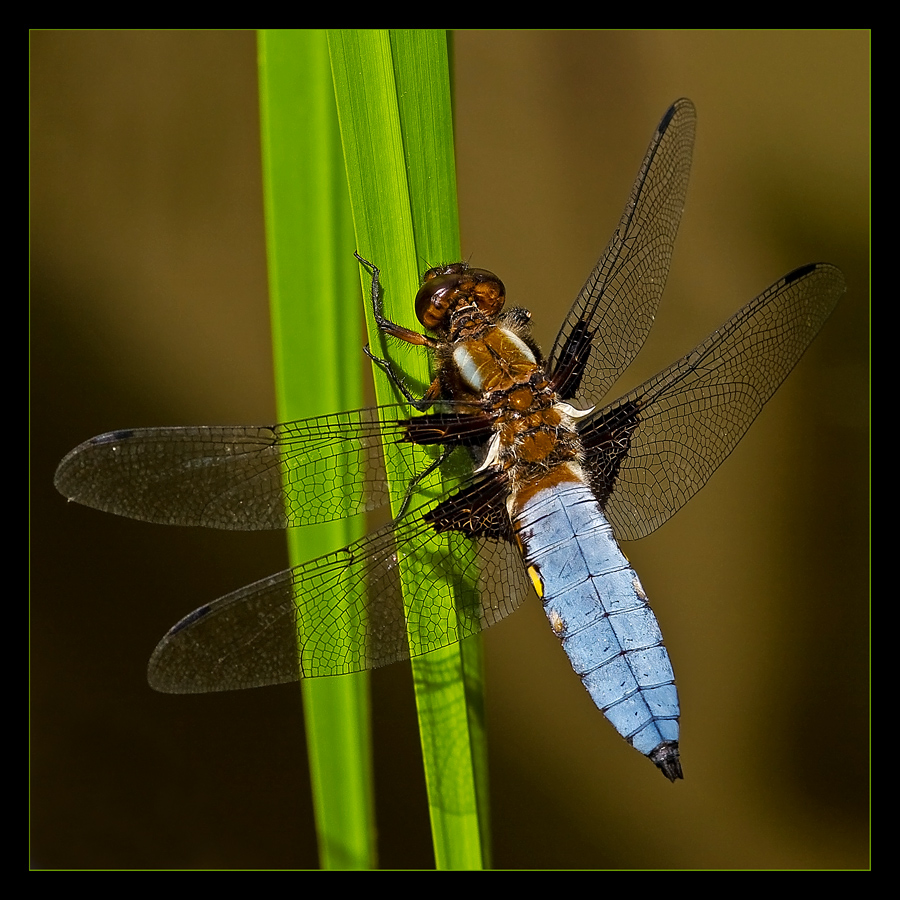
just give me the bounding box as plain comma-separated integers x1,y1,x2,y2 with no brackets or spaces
258,29,376,870
328,28,490,870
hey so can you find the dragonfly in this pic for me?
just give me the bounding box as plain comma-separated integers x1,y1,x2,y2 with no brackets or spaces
54,99,845,781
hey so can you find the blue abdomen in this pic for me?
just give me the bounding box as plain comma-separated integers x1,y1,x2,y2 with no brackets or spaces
513,476,682,779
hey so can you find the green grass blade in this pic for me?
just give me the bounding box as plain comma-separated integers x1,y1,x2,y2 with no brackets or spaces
328,28,491,870
258,29,376,870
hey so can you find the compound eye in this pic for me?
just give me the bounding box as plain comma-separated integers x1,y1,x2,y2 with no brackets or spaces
466,269,505,318
415,275,457,330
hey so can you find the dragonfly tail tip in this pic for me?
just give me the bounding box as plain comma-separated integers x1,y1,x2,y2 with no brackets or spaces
650,741,683,782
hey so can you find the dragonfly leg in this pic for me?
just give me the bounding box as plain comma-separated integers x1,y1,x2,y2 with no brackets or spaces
356,252,439,410
393,446,456,520
355,252,436,349
363,343,434,409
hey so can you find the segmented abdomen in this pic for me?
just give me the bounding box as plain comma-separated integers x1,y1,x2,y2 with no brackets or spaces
512,476,681,772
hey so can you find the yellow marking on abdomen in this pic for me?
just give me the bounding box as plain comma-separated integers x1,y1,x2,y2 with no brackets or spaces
526,564,544,599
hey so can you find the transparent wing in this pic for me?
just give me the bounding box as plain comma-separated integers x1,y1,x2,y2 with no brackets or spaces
54,405,478,530
583,263,846,541
547,97,696,408
147,504,533,693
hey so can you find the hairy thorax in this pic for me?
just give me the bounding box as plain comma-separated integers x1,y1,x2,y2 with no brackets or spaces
444,306,590,507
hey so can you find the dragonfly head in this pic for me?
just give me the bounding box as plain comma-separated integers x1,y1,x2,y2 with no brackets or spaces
416,263,506,333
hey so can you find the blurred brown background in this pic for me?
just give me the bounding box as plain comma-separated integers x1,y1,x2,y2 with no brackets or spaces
31,31,869,869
